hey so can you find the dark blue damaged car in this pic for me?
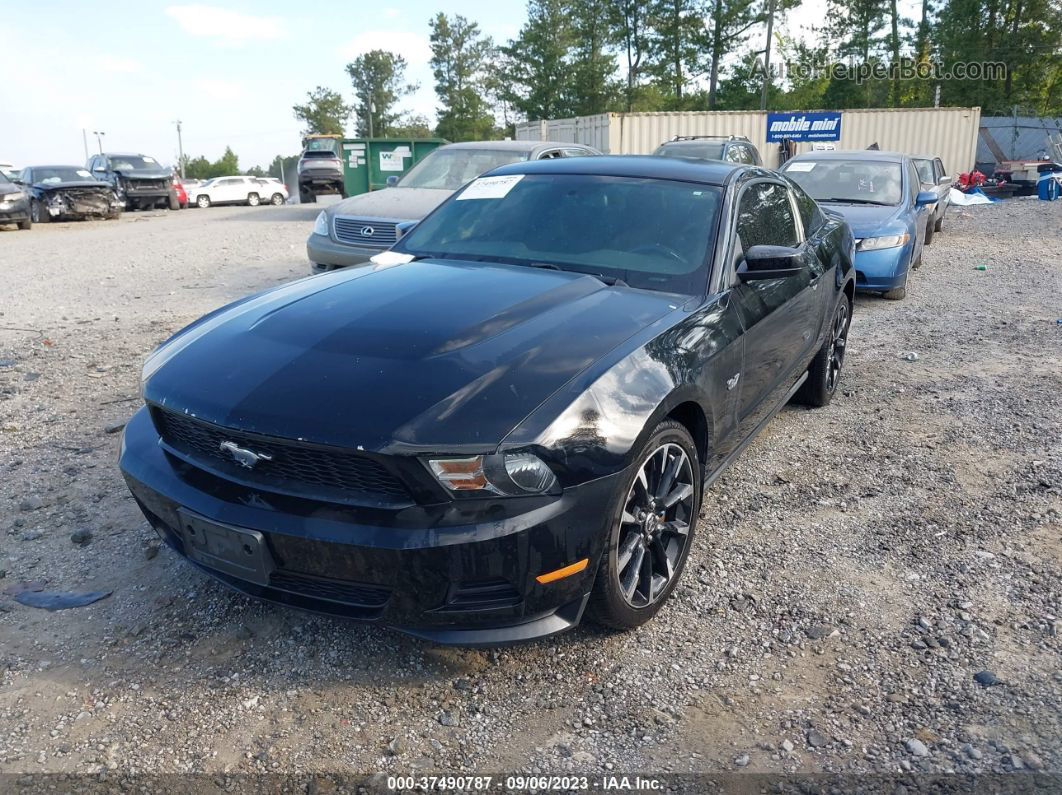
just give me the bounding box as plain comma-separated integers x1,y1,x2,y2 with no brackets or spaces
120,156,856,645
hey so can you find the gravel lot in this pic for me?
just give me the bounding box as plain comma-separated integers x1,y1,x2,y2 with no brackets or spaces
1,199,1060,787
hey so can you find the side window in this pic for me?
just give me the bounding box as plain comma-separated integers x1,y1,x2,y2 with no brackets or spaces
935,158,946,180
537,149,564,159
788,181,823,236
562,148,590,158
724,146,742,163
734,145,754,164
736,182,799,251
909,163,919,203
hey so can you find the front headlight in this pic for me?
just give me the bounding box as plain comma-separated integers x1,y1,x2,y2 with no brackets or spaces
427,451,557,496
1,191,24,202
312,211,329,236
858,233,909,251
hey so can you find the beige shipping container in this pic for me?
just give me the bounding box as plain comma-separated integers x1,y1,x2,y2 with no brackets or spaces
516,107,982,174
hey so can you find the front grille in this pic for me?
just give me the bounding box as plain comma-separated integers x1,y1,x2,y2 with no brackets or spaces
152,408,412,502
444,578,522,612
333,217,398,248
269,571,390,608
126,179,167,192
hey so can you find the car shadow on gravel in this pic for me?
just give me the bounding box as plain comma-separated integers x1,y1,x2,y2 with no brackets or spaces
205,205,323,223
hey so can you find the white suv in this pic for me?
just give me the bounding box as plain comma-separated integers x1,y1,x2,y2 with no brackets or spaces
187,176,287,208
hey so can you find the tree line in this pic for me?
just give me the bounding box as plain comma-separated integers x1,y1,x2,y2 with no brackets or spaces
290,0,1059,142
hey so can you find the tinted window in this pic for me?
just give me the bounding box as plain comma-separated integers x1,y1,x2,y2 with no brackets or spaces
781,159,904,205
398,149,532,190
397,174,722,295
913,159,934,185
727,145,753,164
736,182,799,249
787,180,824,235
654,142,726,161
108,155,160,171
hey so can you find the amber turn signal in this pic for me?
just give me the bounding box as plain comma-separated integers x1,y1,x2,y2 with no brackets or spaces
535,558,589,585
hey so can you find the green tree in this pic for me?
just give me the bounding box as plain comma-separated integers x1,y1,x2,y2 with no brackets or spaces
499,0,575,120
214,146,239,176
389,114,435,138
568,0,621,115
646,0,707,105
704,0,769,109
429,13,497,140
345,50,418,137
183,155,213,180
292,86,352,136
608,0,652,111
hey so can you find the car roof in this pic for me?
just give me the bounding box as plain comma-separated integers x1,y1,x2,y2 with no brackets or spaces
439,140,590,152
486,154,742,185
787,149,908,163
24,164,90,170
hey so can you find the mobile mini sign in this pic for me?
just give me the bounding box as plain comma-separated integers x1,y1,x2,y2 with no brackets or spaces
766,111,843,142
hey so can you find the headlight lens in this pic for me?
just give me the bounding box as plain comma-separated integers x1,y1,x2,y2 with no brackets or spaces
2,191,24,202
428,452,557,496
312,211,329,236
858,233,909,251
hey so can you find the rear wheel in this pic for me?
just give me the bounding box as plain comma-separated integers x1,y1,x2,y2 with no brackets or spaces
196,195,211,209
247,193,260,207
30,200,48,224
588,420,700,630
794,297,851,407
271,193,284,206
168,191,180,211
934,211,945,233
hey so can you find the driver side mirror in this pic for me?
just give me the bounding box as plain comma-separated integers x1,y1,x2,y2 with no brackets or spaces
395,219,418,239
386,175,400,187
916,190,937,206
737,245,804,281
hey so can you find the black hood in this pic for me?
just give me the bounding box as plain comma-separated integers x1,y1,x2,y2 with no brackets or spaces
35,181,113,192
144,261,681,453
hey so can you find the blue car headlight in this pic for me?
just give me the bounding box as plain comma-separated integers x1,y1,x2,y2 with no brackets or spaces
858,233,909,251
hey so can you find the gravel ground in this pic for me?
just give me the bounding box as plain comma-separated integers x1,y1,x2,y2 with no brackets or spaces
0,199,1059,787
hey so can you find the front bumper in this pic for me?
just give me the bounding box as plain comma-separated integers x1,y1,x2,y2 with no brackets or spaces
853,243,913,291
0,205,29,224
306,231,381,270
119,407,619,645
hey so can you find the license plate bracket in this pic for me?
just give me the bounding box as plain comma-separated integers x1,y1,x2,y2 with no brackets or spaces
177,510,274,586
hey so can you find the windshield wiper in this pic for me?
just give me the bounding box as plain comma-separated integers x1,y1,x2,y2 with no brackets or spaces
820,197,892,206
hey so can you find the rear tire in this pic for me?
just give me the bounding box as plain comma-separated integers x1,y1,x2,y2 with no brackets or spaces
588,420,701,631
271,193,284,206
196,195,211,209
168,192,180,211
923,218,934,247
934,212,944,233
794,296,851,407
247,193,260,207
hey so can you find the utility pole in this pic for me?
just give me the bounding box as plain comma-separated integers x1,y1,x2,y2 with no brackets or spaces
92,131,105,154
759,0,777,111
367,100,375,138
82,129,89,162
174,120,185,178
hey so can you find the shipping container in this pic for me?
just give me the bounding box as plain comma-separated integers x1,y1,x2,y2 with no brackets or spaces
516,108,982,174
338,138,448,197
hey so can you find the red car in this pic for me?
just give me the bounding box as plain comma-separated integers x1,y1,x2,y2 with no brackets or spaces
172,178,188,209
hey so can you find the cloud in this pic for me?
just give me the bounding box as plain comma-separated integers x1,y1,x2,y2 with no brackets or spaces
337,30,432,65
165,4,286,42
95,55,141,73
195,78,244,101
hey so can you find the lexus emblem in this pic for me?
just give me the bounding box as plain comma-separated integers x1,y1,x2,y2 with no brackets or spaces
360,226,375,237
219,440,273,469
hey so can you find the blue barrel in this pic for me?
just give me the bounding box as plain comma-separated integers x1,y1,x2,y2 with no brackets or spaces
1038,172,1061,201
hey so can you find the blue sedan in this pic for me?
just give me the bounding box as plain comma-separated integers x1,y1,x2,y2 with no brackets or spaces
780,150,936,300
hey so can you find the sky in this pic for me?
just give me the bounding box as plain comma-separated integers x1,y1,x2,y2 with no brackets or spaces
0,0,910,172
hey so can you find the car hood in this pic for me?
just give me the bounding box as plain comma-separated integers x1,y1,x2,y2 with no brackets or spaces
818,202,906,237
114,168,173,180
327,187,452,221
35,181,112,191
143,260,680,453
0,183,22,198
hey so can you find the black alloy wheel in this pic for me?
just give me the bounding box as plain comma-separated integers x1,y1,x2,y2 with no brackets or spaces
795,296,851,407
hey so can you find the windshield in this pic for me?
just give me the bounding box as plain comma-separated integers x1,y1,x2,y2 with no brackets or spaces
913,159,934,184
782,159,903,205
654,142,726,161
398,149,532,191
32,167,96,184
395,174,722,294
0,171,11,185
109,155,160,171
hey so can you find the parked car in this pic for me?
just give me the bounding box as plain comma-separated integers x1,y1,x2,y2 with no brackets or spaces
297,147,345,203
88,152,179,211
0,162,20,180
253,177,289,205
0,169,31,230
173,179,188,209
306,140,600,272
780,150,935,300
121,155,855,644
911,155,951,243
185,176,275,208
18,165,122,223
653,135,763,166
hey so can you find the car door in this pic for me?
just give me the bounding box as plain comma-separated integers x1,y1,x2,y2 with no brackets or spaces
727,178,819,431
934,158,949,207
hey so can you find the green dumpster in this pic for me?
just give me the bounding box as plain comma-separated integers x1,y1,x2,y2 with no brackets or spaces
339,138,448,197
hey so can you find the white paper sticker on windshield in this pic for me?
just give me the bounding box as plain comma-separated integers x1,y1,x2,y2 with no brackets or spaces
786,162,816,172
142,156,156,164
77,169,92,178
456,174,524,200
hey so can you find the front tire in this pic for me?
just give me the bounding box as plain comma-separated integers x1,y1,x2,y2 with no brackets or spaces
795,296,851,407
271,193,284,206
923,218,934,247
168,191,180,211
934,211,944,233
247,193,260,207
588,420,701,631
30,200,48,224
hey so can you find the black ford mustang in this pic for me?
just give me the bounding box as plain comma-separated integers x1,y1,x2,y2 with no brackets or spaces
120,156,855,645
